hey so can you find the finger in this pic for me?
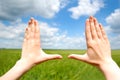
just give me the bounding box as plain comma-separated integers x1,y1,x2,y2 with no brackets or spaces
34,20,40,33
27,26,31,40
99,24,108,41
28,19,32,37
24,28,29,41
68,54,87,62
31,17,35,32
46,54,63,60
23,28,29,48
28,18,35,39
27,19,33,43
89,16,98,39
34,20,38,28
93,18,103,39
35,20,40,33
85,19,92,41
28,19,32,26
34,20,40,44
28,19,32,31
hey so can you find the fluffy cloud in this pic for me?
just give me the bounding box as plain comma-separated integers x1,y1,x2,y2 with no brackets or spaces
35,22,86,49
40,22,86,49
68,0,104,19
0,0,65,21
109,35,120,49
106,9,120,34
104,9,120,49
0,19,26,48
0,20,86,49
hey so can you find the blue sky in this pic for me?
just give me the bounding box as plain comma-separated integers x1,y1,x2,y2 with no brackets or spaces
0,0,120,49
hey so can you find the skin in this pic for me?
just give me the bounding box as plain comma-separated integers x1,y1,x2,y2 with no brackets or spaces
68,16,120,80
0,18,62,80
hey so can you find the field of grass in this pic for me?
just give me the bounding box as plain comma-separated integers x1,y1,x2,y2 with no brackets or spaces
0,49,120,80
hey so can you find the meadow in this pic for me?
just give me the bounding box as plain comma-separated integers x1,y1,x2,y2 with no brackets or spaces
0,49,120,80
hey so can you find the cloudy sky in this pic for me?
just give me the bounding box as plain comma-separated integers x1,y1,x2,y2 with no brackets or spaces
0,0,120,49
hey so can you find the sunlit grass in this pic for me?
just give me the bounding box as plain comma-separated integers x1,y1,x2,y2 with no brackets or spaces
0,49,120,80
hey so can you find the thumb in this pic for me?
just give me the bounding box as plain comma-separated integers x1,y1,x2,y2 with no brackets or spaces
46,54,63,60
68,54,87,62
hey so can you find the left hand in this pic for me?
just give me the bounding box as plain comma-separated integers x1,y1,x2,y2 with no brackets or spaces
20,18,62,68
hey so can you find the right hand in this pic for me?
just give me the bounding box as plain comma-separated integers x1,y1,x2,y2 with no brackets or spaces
68,16,112,66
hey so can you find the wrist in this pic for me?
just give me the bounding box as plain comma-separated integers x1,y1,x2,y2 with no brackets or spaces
16,59,36,71
99,59,115,68
98,59,116,71
98,59,120,80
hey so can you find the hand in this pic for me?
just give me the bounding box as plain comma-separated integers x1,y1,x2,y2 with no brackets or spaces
20,18,62,67
0,18,62,80
68,16,120,80
68,16,112,66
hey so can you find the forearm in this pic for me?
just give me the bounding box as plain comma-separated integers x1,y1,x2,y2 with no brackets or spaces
99,60,120,80
0,59,35,80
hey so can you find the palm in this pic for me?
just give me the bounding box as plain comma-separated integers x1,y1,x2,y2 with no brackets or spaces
86,40,110,65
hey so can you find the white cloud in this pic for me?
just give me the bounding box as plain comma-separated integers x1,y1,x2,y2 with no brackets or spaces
40,22,86,49
68,0,104,19
0,20,86,49
0,0,62,21
0,20,26,48
0,21,25,39
105,8,120,49
104,26,112,34
106,9,120,33
109,35,120,49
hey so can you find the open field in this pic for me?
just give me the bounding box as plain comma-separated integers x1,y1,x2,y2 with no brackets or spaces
0,49,120,80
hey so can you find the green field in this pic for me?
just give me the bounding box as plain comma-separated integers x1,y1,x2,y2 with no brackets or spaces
0,49,120,80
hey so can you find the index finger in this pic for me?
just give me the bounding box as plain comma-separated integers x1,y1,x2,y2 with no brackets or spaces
85,19,92,41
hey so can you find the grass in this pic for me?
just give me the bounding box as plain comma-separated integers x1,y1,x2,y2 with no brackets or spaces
0,49,120,80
